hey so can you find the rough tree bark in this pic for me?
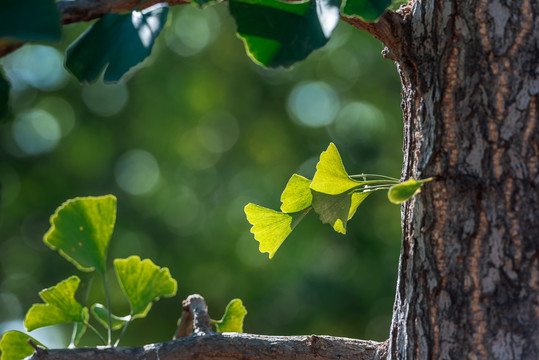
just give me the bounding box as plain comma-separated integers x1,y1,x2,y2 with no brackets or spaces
10,0,538,359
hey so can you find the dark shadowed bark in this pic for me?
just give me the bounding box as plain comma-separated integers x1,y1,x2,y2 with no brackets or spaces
12,0,539,359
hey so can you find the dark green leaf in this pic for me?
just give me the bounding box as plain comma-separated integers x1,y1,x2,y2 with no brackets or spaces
311,190,370,233
0,331,46,360
44,195,117,274
191,0,223,8
65,3,169,83
213,299,248,333
229,0,341,68
91,304,129,330
342,0,392,21
0,0,61,41
24,276,88,332
114,256,177,319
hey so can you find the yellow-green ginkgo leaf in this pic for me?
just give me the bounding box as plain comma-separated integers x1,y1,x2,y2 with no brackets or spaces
0,330,46,360
348,191,370,220
388,177,433,204
24,276,88,332
44,195,117,274
91,303,129,330
280,174,312,213
213,299,247,333
310,143,363,195
245,203,309,259
114,256,177,319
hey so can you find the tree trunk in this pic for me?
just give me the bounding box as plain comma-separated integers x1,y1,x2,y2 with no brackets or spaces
390,0,539,359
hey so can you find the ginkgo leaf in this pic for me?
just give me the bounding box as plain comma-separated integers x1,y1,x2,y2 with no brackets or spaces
24,276,88,332
0,331,46,360
43,195,117,274
348,191,370,219
312,190,370,234
244,203,309,258
0,0,61,42
229,0,340,68
65,3,168,83
114,256,178,319
213,299,247,333
342,0,392,21
91,304,129,330
388,177,433,204
310,143,363,195
280,174,312,213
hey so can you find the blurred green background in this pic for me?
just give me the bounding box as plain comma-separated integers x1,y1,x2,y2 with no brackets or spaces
0,4,403,348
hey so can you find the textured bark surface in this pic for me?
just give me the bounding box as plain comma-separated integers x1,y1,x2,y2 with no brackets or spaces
390,0,539,359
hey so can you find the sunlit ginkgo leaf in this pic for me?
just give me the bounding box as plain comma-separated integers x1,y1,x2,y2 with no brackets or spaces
388,177,433,204
212,299,247,333
0,331,46,360
244,203,309,258
280,174,312,213
310,142,362,195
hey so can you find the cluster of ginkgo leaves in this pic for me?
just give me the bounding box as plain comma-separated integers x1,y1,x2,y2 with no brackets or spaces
245,143,433,259
0,196,247,360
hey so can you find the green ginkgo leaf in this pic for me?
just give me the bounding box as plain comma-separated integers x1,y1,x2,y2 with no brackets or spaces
24,276,88,332
348,191,370,219
280,174,312,213
388,177,433,204
114,256,177,319
311,143,363,195
65,3,169,83
0,330,46,360
312,190,370,234
91,304,129,330
44,195,117,274
229,0,341,68
342,0,392,21
0,0,61,42
213,299,248,333
244,203,309,258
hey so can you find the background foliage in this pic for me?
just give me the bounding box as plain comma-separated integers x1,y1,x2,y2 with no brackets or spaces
0,3,402,347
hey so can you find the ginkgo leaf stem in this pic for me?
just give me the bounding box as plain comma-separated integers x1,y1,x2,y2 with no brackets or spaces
114,316,132,346
356,185,394,192
84,321,106,345
350,174,399,181
103,272,113,345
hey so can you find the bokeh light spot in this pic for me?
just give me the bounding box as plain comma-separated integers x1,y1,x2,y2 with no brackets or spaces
331,101,385,144
115,149,160,195
196,111,239,154
82,81,129,117
13,109,61,155
287,81,340,127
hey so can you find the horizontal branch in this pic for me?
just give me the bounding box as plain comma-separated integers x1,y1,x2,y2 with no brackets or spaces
28,333,384,360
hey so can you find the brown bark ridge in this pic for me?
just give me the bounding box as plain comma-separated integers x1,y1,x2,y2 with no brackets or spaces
27,294,384,360
389,0,539,359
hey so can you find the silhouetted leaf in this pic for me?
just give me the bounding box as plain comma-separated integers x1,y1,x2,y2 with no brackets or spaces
213,299,247,333
44,195,117,274
24,276,88,331
66,3,168,82
114,256,177,319
229,0,340,68
0,0,61,41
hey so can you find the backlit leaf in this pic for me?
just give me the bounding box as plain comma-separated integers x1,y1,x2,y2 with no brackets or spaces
213,299,247,333
348,191,370,219
44,195,117,274
0,0,61,41
65,3,169,83
311,143,362,195
0,331,45,360
229,0,341,68
114,256,177,319
24,276,88,332
342,0,392,21
91,304,129,331
245,203,309,258
388,177,433,204
312,190,370,233
280,174,312,213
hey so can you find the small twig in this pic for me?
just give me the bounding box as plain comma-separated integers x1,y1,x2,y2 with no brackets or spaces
27,339,48,357
174,294,212,339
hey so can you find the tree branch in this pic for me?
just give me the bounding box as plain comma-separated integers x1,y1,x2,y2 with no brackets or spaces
27,294,387,360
